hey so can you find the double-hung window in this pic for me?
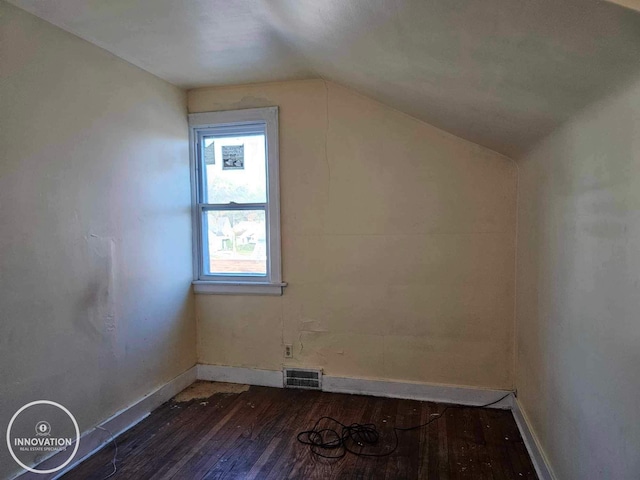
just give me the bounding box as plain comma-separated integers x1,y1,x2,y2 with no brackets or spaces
189,107,285,295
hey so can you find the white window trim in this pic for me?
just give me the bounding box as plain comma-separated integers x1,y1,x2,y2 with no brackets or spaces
188,107,286,295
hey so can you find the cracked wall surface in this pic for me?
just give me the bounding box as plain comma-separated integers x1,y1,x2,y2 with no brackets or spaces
190,79,517,389
0,3,196,478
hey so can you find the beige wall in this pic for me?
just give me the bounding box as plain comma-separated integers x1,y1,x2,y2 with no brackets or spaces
189,79,517,389
0,3,195,477
3,1,638,478
515,75,640,479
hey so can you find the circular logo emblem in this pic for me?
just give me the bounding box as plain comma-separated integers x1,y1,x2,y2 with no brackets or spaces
6,400,80,474
35,421,51,436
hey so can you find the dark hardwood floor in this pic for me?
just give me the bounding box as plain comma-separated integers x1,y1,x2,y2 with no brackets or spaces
62,384,537,480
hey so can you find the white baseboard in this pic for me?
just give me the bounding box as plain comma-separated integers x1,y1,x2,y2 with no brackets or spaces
197,364,283,388
195,365,554,477
195,364,512,408
323,375,513,408
511,397,556,480
15,364,553,480
14,366,197,480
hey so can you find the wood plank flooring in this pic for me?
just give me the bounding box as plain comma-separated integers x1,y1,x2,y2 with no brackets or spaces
62,384,537,480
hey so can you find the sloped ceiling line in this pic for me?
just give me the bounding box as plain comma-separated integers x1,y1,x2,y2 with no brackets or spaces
8,0,640,156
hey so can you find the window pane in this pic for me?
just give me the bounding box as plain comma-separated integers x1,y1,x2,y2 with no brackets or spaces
204,209,267,275
202,134,267,204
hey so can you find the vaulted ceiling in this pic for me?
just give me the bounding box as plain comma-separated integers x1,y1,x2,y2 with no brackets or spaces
8,0,640,156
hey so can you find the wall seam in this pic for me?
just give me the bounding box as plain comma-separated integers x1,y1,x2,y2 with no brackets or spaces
512,158,520,392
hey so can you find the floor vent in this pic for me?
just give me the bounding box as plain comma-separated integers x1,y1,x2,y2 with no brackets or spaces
283,368,322,390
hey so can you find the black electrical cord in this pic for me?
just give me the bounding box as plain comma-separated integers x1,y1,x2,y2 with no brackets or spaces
296,393,511,459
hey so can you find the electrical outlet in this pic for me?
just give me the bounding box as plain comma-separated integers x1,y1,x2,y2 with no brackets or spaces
284,344,293,358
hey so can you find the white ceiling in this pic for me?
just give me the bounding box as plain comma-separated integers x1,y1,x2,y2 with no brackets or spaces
8,0,640,156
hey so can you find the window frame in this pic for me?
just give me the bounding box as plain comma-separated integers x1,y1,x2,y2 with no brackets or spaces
188,107,285,295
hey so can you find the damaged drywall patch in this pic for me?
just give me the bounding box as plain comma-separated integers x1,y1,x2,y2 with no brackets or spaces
172,381,249,402
209,95,273,112
73,235,118,345
299,317,328,333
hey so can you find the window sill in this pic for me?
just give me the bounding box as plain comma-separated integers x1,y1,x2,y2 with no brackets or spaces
192,280,287,296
